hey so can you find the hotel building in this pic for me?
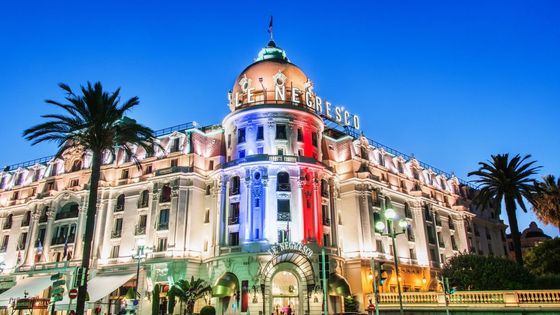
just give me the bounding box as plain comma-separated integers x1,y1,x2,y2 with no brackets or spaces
0,39,508,315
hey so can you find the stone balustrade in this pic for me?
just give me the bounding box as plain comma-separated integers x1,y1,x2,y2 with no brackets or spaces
375,290,560,310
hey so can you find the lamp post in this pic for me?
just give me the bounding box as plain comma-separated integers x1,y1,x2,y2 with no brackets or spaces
374,207,408,315
131,239,151,313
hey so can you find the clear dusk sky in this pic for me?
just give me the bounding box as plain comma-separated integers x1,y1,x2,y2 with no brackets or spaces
0,1,559,236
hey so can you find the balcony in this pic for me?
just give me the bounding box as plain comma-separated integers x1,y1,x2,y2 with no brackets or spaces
277,212,291,222
135,225,146,235
155,166,192,177
51,234,75,245
111,230,122,239
228,216,239,225
276,183,290,192
219,154,331,171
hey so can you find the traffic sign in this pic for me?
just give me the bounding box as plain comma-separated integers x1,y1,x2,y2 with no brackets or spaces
50,295,63,302
69,289,78,299
52,287,65,296
50,273,63,281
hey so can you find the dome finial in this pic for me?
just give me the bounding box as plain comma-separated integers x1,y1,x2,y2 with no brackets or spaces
268,16,274,42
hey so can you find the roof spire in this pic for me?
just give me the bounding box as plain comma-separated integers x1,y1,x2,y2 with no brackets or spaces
268,16,274,42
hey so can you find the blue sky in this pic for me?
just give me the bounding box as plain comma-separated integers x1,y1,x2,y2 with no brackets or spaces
0,1,559,236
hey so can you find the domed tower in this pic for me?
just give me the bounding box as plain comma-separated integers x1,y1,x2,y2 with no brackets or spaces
219,40,332,248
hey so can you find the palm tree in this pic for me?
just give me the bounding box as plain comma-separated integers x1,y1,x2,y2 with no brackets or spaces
468,153,540,265
23,82,157,315
168,276,212,315
532,175,560,231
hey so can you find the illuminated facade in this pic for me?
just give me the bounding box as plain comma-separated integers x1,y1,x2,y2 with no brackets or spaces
0,40,508,315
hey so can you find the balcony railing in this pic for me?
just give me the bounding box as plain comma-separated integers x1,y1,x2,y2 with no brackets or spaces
276,183,290,192
111,230,122,238
157,223,169,231
228,216,239,225
219,154,330,170
323,217,331,226
3,222,12,230
51,234,75,245
155,166,193,177
277,212,291,222
135,225,146,235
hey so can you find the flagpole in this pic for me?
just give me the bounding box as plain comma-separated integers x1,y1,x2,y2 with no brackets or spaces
268,16,274,41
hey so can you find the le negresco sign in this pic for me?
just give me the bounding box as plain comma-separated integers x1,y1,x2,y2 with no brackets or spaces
229,78,361,130
268,242,314,258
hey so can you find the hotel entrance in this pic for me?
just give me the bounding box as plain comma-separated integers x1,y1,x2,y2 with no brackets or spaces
271,271,300,315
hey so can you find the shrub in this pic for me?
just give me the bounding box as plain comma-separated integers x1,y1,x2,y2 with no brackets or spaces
200,305,216,315
442,253,534,290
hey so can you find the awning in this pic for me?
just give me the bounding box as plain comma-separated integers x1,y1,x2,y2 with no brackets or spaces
328,273,351,297
57,273,135,309
212,272,238,297
0,276,52,307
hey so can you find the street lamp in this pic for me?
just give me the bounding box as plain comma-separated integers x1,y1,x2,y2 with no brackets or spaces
131,239,152,311
374,207,409,315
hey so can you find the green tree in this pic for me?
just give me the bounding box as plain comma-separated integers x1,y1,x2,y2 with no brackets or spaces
344,295,359,313
532,175,560,231
468,153,540,265
442,253,533,290
23,82,157,315
524,238,560,276
168,276,212,315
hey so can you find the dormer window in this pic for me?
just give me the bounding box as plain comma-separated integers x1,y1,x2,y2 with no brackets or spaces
277,172,290,191
256,126,264,140
230,176,240,195
276,125,287,140
160,185,172,203
71,160,82,172
238,128,246,143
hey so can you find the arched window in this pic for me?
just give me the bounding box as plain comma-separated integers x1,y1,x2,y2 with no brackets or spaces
412,168,420,180
21,211,31,227
115,194,125,212
160,185,172,203
56,203,79,220
321,179,329,197
384,196,392,209
139,190,150,208
3,214,13,229
378,153,385,166
448,215,455,230
71,160,82,172
276,172,290,191
39,206,49,223
404,203,412,219
230,176,240,195
360,147,368,159
440,178,447,190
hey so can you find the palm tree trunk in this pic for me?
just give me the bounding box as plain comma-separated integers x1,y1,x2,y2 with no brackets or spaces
505,196,524,265
186,302,194,315
76,151,102,315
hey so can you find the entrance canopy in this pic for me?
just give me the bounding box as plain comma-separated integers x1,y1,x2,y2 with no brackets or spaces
212,272,239,297
328,273,351,296
57,273,135,309
0,276,52,307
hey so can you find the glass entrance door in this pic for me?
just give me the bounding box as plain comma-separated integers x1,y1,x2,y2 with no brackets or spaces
271,271,300,315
